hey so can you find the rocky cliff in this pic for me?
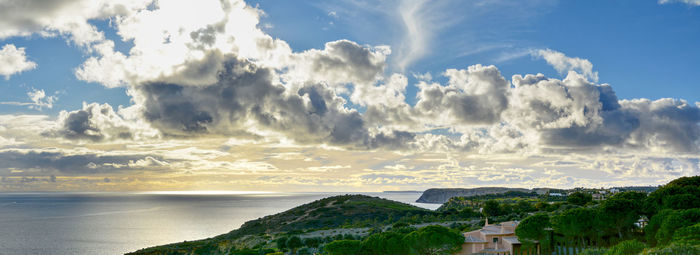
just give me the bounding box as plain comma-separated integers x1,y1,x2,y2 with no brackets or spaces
416,187,531,204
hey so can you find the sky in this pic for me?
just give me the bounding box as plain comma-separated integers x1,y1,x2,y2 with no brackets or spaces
0,0,699,192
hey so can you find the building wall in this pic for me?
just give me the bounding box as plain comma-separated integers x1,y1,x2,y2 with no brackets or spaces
457,243,486,255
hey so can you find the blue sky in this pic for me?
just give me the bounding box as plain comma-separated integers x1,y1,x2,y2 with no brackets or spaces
0,0,699,191
2,0,699,113
251,0,700,103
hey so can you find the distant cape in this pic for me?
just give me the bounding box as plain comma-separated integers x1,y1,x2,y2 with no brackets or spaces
416,187,535,204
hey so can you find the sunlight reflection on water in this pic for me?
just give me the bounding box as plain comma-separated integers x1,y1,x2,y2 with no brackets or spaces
0,192,436,255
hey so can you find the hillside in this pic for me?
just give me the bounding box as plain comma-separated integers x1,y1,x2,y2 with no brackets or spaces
227,194,431,236
437,190,540,211
416,187,531,204
128,194,433,255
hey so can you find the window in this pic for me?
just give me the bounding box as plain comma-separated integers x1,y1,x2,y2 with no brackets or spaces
493,237,498,243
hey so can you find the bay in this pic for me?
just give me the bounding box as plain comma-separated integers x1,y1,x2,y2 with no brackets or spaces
0,192,437,255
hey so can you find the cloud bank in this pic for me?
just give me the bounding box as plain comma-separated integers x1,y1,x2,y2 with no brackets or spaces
0,0,698,191
6,0,699,155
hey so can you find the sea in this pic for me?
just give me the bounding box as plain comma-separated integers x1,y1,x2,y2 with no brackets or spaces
0,191,439,255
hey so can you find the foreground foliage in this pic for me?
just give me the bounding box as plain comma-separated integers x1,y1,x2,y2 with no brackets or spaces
127,195,474,255
128,176,700,255
515,176,700,255
324,225,462,255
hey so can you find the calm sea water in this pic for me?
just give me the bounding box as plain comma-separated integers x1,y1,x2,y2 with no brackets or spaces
0,192,438,255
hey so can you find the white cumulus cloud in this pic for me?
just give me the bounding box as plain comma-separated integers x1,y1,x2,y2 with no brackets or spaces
0,44,37,79
0,0,152,45
533,48,599,82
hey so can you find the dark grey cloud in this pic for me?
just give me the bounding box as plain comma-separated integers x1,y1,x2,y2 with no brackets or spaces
10,0,692,155
623,98,700,152
134,56,415,150
414,65,510,125
507,72,700,152
533,81,640,147
129,53,700,153
43,52,700,154
0,0,83,35
43,102,136,141
538,109,640,147
0,149,168,174
293,40,388,86
312,40,385,83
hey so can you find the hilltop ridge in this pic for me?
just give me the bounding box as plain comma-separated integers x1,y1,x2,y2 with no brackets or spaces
416,186,658,204
128,194,433,254
416,187,532,204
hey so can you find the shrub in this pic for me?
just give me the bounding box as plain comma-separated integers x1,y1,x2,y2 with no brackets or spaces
579,248,608,255
286,236,303,251
324,240,362,255
671,223,700,245
361,231,408,255
641,243,700,255
605,240,647,255
403,225,464,255
567,192,593,206
297,248,312,255
275,236,288,249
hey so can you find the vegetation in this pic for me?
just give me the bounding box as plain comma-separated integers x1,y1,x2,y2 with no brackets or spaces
579,247,608,255
515,213,551,249
404,225,463,254
640,243,700,254
228,195,432,236
437,191,540,212
514,176,700,255
323,225,462,255
127,195,480,255
360,231,408,255
324,240,362,255
605,240,647,255
567,192,593,206
128,176,700,255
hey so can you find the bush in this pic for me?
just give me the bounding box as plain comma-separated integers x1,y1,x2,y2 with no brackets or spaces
515,213,550,248
605,240,647,255
392,222,409,229
403,225,464,255
275,236,288,249
324,240,362,255
656,208,700,245
286,236,303,250
361,231,407,255
579,248,608,255
671,223,700,245
483,200,502,217
297,248,312,255
641,243,700,255
567,192,593,206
